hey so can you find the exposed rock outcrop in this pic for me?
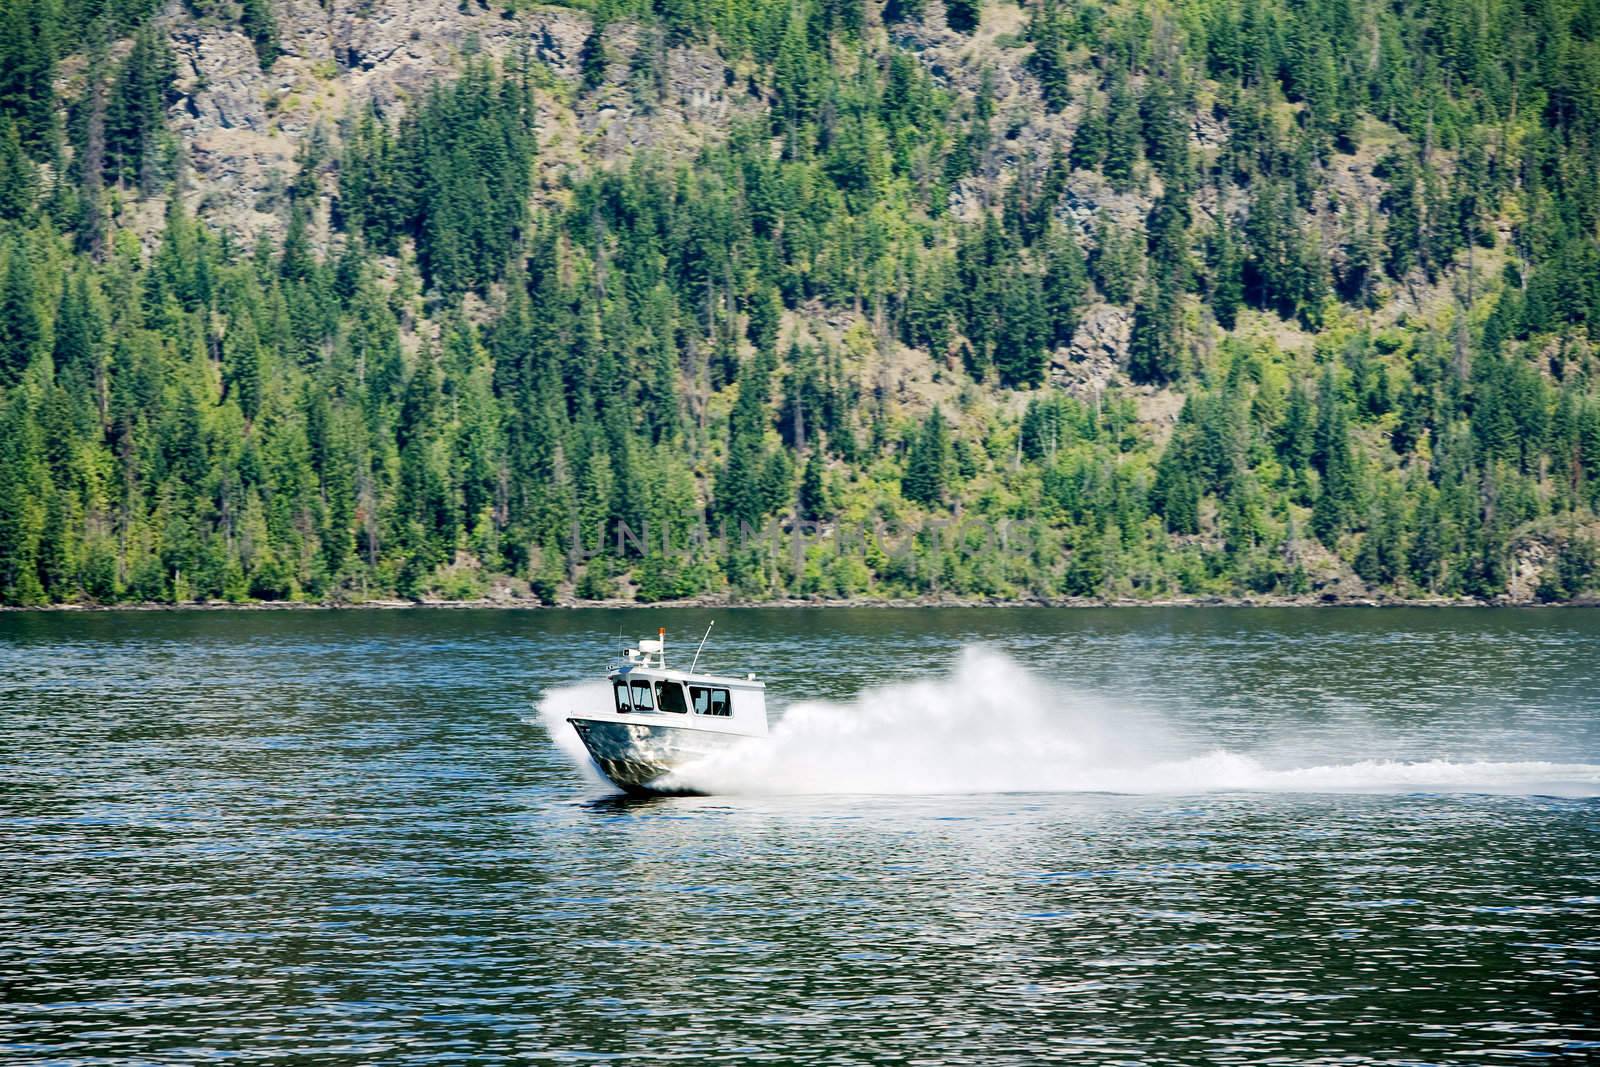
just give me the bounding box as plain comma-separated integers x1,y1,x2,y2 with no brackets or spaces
163,1,758,242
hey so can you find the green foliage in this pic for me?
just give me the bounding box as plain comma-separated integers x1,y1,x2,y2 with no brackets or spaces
1127,293,1180,385
339,64,536,297
0,0,57,155
0,237,42,387
1536,536,1597,602
1028,0,1071,113
902,408,950,508
101,24,178,194
0,120,38,222
0,0,1595,607
240,0,280,70
798,449,828,521
944,0,979,35
580,18,609,93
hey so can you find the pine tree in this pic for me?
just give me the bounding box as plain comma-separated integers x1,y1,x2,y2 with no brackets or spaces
580,18,609,93
1103,74,1141,190
759,447,794,516
884,0,926,24
1128,291,1180,384
945,0,980,34
0,396,46,604
902,407,950,507
0,0,57,154
1208,216,1244,328
798,449,828,521
993,270,1048,388
1354,488,1406,586
1311,377,1354,546
1278,382,1315,474
0,239,42,387
747,285,783,353
1070,92,1108,171
240,0,280,69
1042,225,1089,347
1378,151,1422,280
1152,442,1200,534
717,355,772,531
1028,0,1071,113
224,313,264,422
0,119,38,221
104,24,176,193
52,274,101,388
1090,215,1141,305
279,201,315,282
1140,79,1189,184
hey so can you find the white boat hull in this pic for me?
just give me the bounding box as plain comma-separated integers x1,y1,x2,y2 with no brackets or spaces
568,716,752,794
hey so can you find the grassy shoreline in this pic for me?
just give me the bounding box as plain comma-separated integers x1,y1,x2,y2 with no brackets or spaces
6,593,1597,612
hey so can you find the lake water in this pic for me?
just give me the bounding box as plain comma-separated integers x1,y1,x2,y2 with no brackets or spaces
2,607,1597,1064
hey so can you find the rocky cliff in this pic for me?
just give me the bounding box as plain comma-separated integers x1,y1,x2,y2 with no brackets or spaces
161,1,758,243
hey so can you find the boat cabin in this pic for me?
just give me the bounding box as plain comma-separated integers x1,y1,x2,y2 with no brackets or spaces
606,630,767,734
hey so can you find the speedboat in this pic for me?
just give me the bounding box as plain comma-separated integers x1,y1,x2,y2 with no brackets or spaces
566,626,768,794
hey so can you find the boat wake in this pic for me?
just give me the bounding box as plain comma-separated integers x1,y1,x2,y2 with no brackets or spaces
536,648,1600,799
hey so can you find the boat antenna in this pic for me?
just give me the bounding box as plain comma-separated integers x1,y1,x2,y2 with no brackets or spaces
690,620,714,673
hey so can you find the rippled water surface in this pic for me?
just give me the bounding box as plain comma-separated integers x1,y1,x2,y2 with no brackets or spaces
2,607,1598,1064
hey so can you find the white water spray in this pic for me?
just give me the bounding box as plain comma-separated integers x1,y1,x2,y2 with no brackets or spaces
536,647,1600,798
537,679,614,790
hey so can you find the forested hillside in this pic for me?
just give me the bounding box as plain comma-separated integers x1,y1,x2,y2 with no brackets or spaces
1,0,1598,606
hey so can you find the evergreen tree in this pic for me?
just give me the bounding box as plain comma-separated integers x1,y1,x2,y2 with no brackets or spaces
240,0,280,69
0,239,42,387
52,274,101,386
1070,92,1108,171
0,395,46,604
103,24,177,193
902,407,950,507
1140,79,1189,184
993,270,1048,388
885,0,926,24
718,355,772,532
580,18,609,93
1090,215,1141,305
1378,151,1422,280
0,0,56,154
945,0,980,35
0,119,38,221
1278,382,1315,475
224,313,264,422
798,449,828,521
747,285,783,353
1128,291,1181,384
1103,74,1141,190
1042,225,1089,347
1028,0,1071,113
1310,377,1354,546
1208,216,1244,328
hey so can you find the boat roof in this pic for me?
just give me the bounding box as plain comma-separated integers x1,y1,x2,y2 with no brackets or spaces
608,626,764,689
608,662,765,689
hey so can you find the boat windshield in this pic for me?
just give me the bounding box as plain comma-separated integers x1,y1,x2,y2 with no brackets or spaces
629,680,655,711
613,681,630,713
655,680,688,714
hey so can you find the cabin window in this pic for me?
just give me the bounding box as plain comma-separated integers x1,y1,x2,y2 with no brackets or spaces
689,685,732,716
655,681,688,714
629,680,655,711
613,682,631,713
